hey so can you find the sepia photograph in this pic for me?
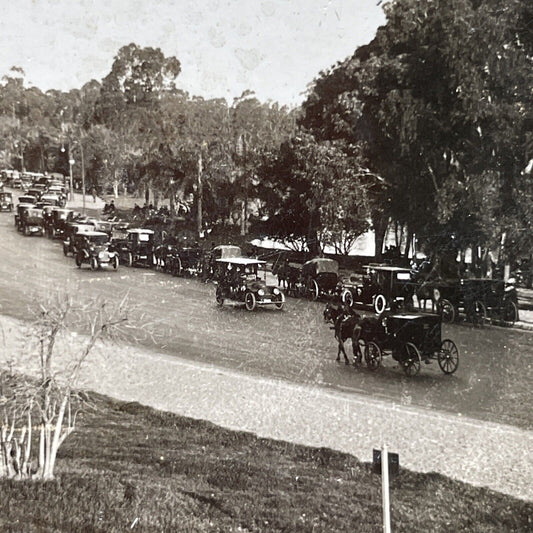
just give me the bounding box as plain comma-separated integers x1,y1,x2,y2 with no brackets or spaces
0,0,532,531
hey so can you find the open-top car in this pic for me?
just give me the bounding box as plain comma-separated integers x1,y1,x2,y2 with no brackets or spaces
340,264,415,314
0,191,13,212
20,207,44,236
215,257,285,311
74,231,119,270
111,228,155,267
298,258,340,301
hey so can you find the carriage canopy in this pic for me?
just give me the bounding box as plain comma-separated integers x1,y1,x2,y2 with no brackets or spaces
302,258,339,276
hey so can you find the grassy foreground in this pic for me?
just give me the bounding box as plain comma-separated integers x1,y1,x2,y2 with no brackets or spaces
0,395,531,533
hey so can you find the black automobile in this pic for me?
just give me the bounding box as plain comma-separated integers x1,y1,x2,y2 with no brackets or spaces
15,202,36,231
111,228,155,267
47,208,73,238
63,224,95,256
0,191,13,212
340,265,415,314
433,277,519,326
215,258,285,311
20,207,44,236
74,231,119,270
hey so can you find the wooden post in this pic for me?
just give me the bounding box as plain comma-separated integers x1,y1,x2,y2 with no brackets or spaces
382,444,391,533
197,151,203,238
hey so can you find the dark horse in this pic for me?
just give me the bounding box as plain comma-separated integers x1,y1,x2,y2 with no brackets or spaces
323,303,364,365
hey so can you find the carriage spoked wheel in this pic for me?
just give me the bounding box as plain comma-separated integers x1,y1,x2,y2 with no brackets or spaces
471,300,487,328
306,279,319,301
402,342,421,377
341,289,354,307
364,341,382,371
215,287,224,306
245,292,256,311
438,339,459,374
502,299,518,326
374,294,387,315
437,298,456,323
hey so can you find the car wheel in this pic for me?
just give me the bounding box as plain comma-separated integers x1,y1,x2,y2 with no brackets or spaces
90,257,98,271
113,256,119,271
63,245,69,256
341,289,354,307
75,254,82,268
127,252,133,267
245,292,256,311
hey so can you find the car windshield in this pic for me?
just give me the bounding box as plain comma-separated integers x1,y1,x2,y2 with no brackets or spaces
89,235,109,246
138,233,152,242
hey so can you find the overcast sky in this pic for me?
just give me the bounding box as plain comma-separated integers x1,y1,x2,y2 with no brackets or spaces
1,0,385,106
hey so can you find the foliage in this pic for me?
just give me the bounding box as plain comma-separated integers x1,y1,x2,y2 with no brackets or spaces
0,294,127,480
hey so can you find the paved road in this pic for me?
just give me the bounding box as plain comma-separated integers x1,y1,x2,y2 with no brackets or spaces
0,205,532,431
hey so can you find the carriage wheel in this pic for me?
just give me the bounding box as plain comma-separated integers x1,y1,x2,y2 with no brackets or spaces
437,298,456,323
275,291,285,310
471,300,487,328
307,279,319,301
374,294,387,314
402,342,421,377
215,287,224,306
502,300,518,325
438,339,459,375
245,292,256,311
341,289,354,307
364,341,382,371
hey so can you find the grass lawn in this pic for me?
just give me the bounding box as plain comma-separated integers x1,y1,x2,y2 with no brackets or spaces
1,394,531,532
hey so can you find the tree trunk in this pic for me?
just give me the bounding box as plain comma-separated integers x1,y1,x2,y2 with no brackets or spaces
373,213,388,260
197,152,203,237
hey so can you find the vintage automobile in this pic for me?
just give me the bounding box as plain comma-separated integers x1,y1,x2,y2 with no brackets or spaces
20,207,45,236
340,265,415,314
0,191,13,212
295,258,340,301
47,208,73,238
74,231,119,270
40,193,61,207
433,277,519,326
15,202,36,231
63,223,95,256
26,186,45,200
357,311,460,377
111,228,155,267
18,194,38,206
201,244,243,280
215,257,285,311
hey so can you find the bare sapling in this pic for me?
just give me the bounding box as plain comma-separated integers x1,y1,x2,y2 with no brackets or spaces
0,292,128,480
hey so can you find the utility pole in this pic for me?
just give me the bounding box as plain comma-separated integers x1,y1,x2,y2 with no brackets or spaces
197,150,203,238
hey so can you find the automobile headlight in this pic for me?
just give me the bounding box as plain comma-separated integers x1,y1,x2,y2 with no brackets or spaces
258,289,265,296
273,288,279,295
98,252,105,259
241,285,246,291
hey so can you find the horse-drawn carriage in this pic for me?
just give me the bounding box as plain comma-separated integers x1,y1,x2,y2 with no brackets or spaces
339,265,415,314
325,305,459,377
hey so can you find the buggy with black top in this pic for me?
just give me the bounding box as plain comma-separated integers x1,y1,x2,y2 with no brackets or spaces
297,257,339,301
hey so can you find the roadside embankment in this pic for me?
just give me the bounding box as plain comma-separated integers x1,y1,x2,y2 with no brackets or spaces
1,313,532,502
